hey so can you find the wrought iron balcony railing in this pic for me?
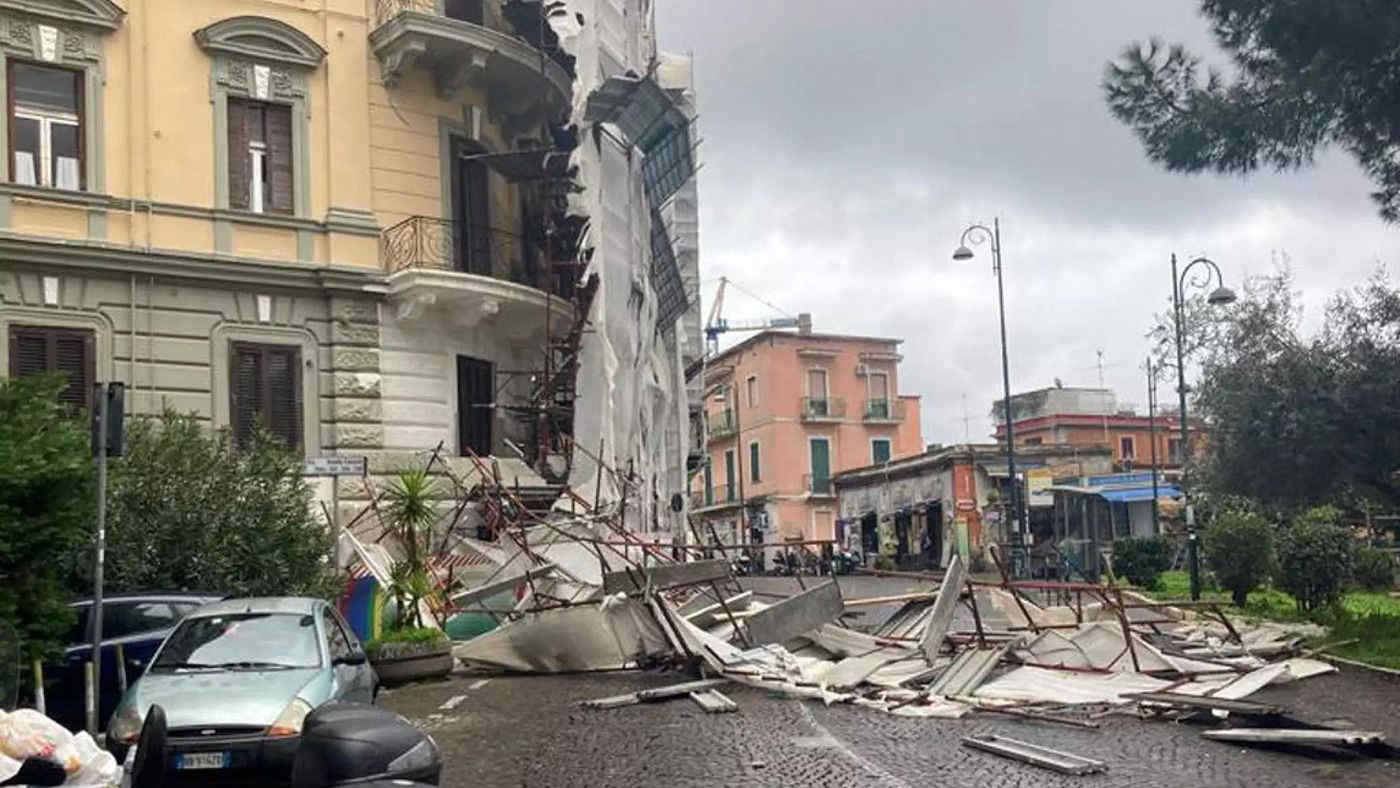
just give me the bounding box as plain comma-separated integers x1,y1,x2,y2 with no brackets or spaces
706,409,737,438
376,0,485,28
800,396,846,421
804,474,834,496
863,398,906,422
383,216,575,298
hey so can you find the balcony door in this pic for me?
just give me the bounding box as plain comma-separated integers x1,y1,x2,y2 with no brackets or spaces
807,368,828,417
809,438,830,494
444,0,485,24
451,137,491,275
457,355,493,457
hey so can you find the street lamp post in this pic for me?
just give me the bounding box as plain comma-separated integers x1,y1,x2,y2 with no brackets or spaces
953,219,1026,577
1170,253,1237,600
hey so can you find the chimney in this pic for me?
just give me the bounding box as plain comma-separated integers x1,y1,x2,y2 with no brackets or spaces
797,312,813,335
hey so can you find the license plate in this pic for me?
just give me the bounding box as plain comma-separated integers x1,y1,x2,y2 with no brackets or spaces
176,752,229,770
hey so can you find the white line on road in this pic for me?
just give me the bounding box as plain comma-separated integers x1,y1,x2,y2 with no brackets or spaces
439,694,468,711
794,701,912,788
468,678,490,690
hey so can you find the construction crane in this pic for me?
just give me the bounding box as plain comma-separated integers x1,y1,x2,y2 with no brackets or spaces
703,276,811,357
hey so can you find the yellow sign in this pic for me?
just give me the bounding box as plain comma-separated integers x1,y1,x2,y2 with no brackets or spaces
1027,469,1053,506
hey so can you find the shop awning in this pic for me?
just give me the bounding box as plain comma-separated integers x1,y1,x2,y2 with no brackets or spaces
1100,485,1182,503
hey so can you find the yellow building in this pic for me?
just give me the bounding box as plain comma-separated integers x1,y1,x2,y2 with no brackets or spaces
0,0,700,533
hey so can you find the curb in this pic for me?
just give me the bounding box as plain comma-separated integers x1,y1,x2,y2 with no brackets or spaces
1317,652,1400,679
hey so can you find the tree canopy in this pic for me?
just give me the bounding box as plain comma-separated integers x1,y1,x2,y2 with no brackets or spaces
1104,1,1400,221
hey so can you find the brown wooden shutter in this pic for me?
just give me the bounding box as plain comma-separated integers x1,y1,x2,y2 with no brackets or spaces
9,325,94,408
227,98,251,210
266,104,294,216
264,345,301,450
230,342,262,448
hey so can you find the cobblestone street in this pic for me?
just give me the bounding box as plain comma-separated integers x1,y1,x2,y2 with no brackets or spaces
380,576,1400,787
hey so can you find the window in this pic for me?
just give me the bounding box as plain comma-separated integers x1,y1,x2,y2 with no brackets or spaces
9,63,82,190
746,375,758,408
444,0,486,23
320,606,351,661
229,341,302,450
872,438,892,465
1168,438,1184,464
1024,436,1043,446
806,368,828,416
724,449,736,501
8,324,94,408
227,97,293,215
749,441,761,483
703,463,713,506
103,603,178,641
868,372,889,418
1120,436,1136,460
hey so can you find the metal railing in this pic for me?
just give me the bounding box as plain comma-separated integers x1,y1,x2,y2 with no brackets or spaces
382,216,574,298
706,409,736,437
863,398,906,422
800,396,846,421
374,0,436,27
375,0,490,28
804,474,834,496
690,484,732,507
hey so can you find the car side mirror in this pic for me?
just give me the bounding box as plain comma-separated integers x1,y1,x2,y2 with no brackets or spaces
334,651,367,667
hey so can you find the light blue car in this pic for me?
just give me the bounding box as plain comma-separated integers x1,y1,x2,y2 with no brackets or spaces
104,597,377,782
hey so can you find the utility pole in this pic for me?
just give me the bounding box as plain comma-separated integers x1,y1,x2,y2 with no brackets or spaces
88,382,123,735
1146,357,1159,532
1097,349,1110,455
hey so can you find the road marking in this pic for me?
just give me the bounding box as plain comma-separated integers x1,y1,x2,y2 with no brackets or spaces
468,678,490,690
439,694,468,711
794,701,911,788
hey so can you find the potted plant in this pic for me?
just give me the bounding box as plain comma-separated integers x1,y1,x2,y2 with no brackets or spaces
368,469,454,685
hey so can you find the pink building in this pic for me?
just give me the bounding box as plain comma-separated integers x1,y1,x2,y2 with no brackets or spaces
691,330,922,550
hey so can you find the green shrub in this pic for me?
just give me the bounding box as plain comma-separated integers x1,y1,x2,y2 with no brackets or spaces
1203,509,1275,606
1277,506,1354,613
1111,537,1173,590
365,626,448,657
873,555,895,571
1352,546,1395,591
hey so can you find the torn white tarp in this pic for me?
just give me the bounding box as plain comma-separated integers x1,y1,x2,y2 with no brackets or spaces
453,597,669,672
976,666,1173,705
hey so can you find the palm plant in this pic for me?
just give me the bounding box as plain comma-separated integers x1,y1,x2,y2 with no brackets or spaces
381,468,439,630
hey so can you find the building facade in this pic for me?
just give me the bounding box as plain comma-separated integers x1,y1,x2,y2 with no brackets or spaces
691,329,922,553
0,0,699,539
833,443,1112,571
994,387,1200,471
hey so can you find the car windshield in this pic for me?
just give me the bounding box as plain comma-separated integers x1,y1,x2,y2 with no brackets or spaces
151,612,321,671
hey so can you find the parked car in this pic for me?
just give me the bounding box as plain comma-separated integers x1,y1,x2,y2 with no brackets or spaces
46,592,221,732
105,597,378,783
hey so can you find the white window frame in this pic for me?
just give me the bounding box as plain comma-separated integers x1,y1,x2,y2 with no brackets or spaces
871,437,892,465
12,107,80,190
746,374,758,408
748,440,761,484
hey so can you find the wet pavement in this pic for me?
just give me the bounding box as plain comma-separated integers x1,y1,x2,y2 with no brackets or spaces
380,575,1400,787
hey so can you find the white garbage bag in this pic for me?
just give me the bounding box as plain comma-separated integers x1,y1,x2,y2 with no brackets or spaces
0,708,119,787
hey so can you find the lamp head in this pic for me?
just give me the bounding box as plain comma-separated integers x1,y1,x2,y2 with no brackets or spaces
1207,286,1238,306
952,245,975,262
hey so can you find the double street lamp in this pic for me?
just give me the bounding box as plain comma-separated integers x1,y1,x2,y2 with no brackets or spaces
1170,254,1237,600
952,218,1026,576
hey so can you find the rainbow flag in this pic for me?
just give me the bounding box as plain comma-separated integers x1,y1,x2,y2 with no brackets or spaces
340,565,384,643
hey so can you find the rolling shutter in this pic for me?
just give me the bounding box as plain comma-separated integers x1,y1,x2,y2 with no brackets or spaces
230,341,302,451
8,324,94,408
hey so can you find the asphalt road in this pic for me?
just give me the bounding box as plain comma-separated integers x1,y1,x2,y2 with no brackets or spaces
380,575,1400,788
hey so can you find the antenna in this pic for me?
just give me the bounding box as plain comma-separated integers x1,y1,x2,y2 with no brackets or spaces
1097,349,1110,450
961,394,970,443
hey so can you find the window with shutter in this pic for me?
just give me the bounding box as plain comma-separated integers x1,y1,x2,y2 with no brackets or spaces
229,341,301,450
226,97,251,210
7,324,94,407
265,103,293,215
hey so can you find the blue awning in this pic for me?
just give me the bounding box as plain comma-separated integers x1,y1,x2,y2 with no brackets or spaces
1100,485,1182,503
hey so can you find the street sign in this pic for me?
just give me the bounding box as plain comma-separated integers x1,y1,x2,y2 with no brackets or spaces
303,456,367,476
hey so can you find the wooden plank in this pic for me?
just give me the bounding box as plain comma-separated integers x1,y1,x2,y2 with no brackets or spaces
689,688,738,713
961,734,1108,775
1120,692,1285,716
919,554,966,662
743,581,843,646
601,559,731,594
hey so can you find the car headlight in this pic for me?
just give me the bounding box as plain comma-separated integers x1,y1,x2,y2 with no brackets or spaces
386,736,438,774
267,698,313,737
108,703,144,744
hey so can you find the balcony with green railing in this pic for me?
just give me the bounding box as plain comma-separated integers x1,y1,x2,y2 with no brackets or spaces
862,398,906,423
803,474,835,497
800,396,846,422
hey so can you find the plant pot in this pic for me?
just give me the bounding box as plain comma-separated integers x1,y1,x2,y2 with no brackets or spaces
369,643,454,686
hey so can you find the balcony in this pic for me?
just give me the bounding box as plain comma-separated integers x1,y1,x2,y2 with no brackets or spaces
804,474,835,497
691,484,734,509
371,0,571,118
706,409,737,438
384,216,575,331
863,398,906,423
800,396,846,422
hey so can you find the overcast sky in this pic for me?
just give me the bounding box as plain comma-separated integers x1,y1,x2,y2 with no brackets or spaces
656,1,1395,447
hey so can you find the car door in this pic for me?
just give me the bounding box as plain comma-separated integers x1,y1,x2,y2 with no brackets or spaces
320,605,372,704
329,606,376,701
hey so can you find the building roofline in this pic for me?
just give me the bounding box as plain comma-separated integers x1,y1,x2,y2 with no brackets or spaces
833,442,1113,487
708,329,903,366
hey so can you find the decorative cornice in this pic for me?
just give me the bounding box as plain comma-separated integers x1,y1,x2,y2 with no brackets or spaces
194,15,326,70
0,0,123,32
325,207,382,237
